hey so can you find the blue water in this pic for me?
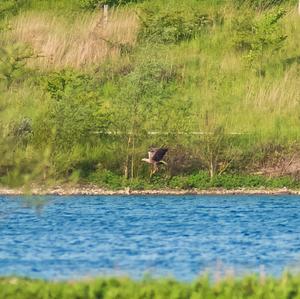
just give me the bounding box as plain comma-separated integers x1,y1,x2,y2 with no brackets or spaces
0,195,300,280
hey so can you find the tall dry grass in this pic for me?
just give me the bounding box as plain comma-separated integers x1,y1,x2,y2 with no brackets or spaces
7,8,138,69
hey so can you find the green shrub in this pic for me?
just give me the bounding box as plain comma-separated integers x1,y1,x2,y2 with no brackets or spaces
232,8,287,75
37,70,109,150
88,169,124,189
266,176,300,189
138,7,213,44
0,0,27,19
185,172,211,189
8,117,32,146
111,54,178,179
167,173,300,190
0,44,33,89
168,172,210,189
27,70,111,178
128,177,150,190
210,174,266,189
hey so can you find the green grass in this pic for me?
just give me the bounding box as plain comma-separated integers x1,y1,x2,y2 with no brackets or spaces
1,274,300,299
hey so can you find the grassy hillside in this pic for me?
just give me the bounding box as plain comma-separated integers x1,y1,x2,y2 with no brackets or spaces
1,0,300,188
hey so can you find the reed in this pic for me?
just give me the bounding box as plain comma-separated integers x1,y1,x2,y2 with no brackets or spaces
4,8,138,69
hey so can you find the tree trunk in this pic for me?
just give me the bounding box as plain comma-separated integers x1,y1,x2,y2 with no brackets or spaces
209,163,214,178
124,136,131,179
103,4,108,28
130,135,135,180
124,163,128,179
209,154,215,179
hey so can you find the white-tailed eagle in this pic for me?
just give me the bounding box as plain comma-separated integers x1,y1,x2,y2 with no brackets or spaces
142,148,168,176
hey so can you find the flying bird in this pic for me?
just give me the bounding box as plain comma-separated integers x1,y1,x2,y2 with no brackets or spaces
142,148,168,176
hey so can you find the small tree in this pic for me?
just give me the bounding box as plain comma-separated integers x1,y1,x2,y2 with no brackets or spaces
0,45,33,89
137,7,213,44
31,70,110,178
233,9,287,75
0,0,27,19
110,56,177,179
194,125,240,179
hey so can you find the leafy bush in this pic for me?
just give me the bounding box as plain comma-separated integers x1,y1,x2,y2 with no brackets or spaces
39,70,109,149
0,0,27,19
8,117,32,146
138,7,213,44
165,173,299,190
266,176,300,189
185,172,211,189
168,176,189,189
29,70,110,177
88,169,124,189
232,8,287,75
128,177,150,190
111,54,178,179
0,44,33,89
211,174,266,189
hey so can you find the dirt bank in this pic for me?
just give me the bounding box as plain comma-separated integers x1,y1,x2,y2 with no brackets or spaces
0,185,299,196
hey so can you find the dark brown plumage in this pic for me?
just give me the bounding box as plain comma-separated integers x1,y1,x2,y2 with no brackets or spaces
142,148,168,176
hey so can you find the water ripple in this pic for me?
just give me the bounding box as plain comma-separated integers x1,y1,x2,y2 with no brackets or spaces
0,195,300,280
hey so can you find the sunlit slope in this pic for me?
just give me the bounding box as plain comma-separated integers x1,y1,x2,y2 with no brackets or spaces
1,0,300,185
2,1,299,136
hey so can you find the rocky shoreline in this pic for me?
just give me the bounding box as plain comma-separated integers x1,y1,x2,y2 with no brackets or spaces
0,185,299,196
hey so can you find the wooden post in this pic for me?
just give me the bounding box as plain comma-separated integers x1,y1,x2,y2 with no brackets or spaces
205,110,209,127
103,4,109,28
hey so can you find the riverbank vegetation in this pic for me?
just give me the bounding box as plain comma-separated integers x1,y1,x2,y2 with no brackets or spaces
1,274,300,299
85,171,300,190
1,0,300,189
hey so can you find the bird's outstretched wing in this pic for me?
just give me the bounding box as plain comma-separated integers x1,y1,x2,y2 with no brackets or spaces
152,148,168,162
148,149,157,160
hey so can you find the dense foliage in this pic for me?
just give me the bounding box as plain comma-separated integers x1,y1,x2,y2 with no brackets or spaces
1,275,300,299
137,6,213,44
0,0,300,188
87,171,300,190
0,0,26,18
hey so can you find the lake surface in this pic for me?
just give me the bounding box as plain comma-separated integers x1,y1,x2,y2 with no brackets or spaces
0,195,300,280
